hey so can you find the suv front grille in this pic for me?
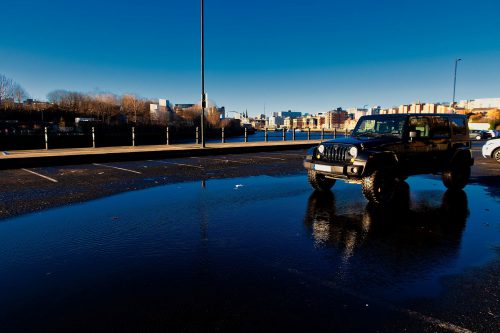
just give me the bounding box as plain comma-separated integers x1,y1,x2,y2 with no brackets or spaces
323,145,349,163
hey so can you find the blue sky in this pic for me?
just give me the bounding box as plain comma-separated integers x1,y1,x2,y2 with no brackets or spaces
1,0,499,116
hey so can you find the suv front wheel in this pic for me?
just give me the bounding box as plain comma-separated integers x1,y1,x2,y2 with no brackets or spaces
442,163,470,190
308,170,336,191
362,170,397,205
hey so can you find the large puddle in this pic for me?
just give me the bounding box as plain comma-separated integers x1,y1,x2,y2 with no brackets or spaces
0,174,498,331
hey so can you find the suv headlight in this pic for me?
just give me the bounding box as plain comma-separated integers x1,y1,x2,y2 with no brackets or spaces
349,146,358,158
318,145,325,154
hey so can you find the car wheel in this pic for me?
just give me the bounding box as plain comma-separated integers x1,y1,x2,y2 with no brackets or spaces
361,170,397,205
493,148,500,163
307,170,335,191
442,163,470,190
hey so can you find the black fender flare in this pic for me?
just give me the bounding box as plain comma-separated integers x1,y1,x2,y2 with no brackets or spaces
359,151,400,177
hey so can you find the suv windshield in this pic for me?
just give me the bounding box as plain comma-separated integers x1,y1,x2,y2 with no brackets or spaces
352,117,406,138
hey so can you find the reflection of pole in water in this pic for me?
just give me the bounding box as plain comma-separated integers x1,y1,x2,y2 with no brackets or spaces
197,180,209,241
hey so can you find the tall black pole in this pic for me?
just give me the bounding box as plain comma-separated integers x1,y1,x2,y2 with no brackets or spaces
200,0,206,148
452,58,462,107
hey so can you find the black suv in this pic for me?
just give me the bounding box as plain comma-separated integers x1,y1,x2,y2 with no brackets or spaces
304,114,474,204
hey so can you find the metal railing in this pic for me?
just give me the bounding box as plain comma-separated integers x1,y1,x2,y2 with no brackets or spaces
0,126,352,151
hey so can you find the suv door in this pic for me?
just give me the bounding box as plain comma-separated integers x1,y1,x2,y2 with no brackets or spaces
450,116,470,148
406,116,434,172
429,116,451,168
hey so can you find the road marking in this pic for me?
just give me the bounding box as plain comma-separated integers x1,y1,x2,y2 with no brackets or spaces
266,152,305,157
249,156,286,161
93,163,142,174
190,157,247,164
148,160,204,169
21,169,58,183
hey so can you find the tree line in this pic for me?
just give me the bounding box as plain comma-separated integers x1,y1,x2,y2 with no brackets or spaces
46,89,153,125
0,73,241,132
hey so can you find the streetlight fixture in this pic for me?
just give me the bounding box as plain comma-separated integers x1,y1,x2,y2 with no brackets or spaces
200,0,206,148
452,58,462,107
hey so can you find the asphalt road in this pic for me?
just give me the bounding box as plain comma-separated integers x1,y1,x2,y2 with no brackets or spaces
0,142,498,220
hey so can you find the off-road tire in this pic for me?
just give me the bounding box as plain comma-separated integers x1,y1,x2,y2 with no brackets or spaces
442,162,470,190
493,148,500,163
307,170,335,191
361,170,397,205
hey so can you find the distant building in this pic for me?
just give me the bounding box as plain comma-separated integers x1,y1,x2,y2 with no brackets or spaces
218,106,226,119
399,105,411,114
267,116,283,128
292,117,304,128
410,103,425,114
302,115,319,129
368,106,381,115
150,98,173,121
277,110,302,118
458,98,500,109
175,103,196,110
324,108,348,129
437,105,452,113
422,103,438,113
347,108,368,120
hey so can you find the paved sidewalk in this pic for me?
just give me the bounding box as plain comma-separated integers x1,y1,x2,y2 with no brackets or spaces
0,140,319,169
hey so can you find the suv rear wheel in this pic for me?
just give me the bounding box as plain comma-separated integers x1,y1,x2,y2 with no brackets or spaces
442,162,470,190
308,170,336,191
362,170,397,205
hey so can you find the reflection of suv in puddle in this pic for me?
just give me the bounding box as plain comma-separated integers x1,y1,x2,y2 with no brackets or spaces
304,114,474,204
303,188,468,284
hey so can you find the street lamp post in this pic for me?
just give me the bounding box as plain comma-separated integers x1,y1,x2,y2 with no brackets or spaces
200,0,206,148
452,58,462,107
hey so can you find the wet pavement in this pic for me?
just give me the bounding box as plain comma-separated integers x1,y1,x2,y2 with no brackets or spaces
0,145,499,332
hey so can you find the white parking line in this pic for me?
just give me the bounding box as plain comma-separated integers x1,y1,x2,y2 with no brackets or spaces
93,163,142,174
148,160,204,169
266,152,304,157
22,169,58,183
249,156,286,161
190,157,247,164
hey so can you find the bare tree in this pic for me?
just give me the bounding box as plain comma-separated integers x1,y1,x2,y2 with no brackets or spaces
207,107,221,127
47,89,69,106
13,83,29,105
94,94,119,124
122,94,144,124
0,74,14,107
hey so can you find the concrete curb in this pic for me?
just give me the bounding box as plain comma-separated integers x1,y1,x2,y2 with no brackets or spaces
0,142,319,170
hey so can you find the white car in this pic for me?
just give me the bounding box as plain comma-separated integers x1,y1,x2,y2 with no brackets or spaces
482,138,500,162
487,129,500,138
